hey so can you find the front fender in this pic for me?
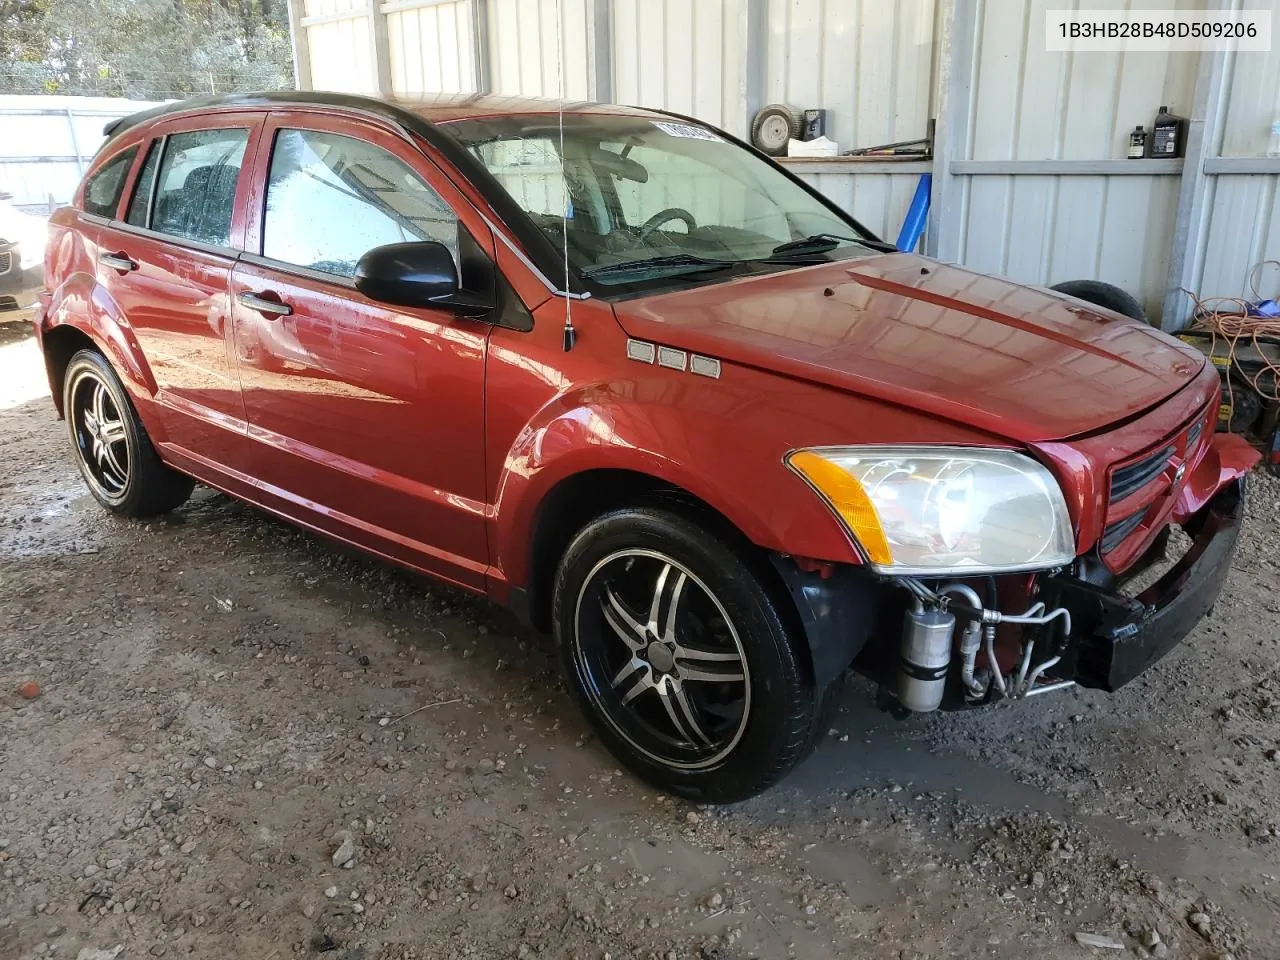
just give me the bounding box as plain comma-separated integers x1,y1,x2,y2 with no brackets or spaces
490,374,865,590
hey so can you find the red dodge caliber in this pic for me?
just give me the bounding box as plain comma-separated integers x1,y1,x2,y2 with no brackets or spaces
35,92,1257,800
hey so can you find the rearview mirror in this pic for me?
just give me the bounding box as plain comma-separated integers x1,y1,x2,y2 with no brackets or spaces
354,241,492,316
590,148,648,183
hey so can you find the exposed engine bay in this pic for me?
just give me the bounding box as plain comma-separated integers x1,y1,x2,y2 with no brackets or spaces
867,477,1246,714
893,577,1075,713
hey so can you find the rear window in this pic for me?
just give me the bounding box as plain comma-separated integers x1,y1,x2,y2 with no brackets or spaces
82,147,138,218
150,128,250,247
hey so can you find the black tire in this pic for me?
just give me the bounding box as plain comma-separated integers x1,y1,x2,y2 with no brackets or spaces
63,348,194,517
552,506,827,802
751,104,804,156
1049,279,1146,323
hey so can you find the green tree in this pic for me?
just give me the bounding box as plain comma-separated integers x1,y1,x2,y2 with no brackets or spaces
0,0,293,99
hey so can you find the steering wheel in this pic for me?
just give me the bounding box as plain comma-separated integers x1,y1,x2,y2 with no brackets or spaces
639,207,697,240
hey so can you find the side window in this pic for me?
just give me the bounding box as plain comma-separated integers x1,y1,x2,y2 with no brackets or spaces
152,128,250,247
82,147,138,219
125,139,163,227
263,128,458,278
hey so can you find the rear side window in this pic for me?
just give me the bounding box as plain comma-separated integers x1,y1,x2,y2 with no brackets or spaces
151,128,250,247
262,128,458,278
82,147,138,218
125,140,163,227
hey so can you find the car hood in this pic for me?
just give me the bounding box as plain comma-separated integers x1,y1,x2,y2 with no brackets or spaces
610,254,1205,443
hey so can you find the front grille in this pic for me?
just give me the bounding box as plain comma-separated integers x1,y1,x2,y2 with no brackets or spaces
0,250,11,274
1101,511,1146,553
1100,405,1211,558
1109,444,1174,503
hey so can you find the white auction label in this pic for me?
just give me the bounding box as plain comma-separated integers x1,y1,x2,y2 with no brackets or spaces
1046,9,1271,52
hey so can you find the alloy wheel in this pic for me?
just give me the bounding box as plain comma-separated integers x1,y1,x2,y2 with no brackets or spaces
69,370,130,502
572,549,751,770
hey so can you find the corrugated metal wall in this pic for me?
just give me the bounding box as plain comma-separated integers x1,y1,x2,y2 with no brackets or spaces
0,95,162,208
301,0,377,93
955,0,1199,316
767,0,935,154
388,0,477,94
968,0,1198,163
1198,174,1280,301
611,0,746,136
959,174,1182,312
1220,3,1280,157
765,0,936,247
1193,10,1280,304
488,0,593,99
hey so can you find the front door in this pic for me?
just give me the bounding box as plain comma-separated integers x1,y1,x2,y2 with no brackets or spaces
96,113,263,457
230,113,491,588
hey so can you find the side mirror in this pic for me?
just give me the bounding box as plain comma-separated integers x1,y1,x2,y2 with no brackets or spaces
354,241,493,316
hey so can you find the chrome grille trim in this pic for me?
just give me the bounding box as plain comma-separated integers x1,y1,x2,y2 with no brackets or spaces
0,250,11,274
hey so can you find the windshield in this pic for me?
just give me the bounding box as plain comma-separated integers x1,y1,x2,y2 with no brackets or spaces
439,113,887,296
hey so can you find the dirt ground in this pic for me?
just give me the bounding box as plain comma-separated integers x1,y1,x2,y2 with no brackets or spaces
2,322,1279,960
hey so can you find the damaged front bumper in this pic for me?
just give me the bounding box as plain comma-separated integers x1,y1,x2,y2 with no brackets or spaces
1043,475,1244,692
867,433,1257,712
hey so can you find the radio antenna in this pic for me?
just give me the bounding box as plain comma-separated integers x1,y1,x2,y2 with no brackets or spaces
555,0,576,350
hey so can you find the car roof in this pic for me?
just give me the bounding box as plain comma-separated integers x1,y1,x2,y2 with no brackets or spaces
101,90,673,141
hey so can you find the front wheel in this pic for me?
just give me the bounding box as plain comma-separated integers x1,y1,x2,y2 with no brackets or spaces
553,507,828,802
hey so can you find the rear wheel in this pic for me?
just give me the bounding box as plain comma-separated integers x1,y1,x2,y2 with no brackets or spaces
553,507,828,802
63,349,194,517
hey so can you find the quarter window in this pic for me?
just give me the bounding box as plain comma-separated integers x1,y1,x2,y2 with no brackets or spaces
263,128,458,279
82,147,138,219
151,128,250,247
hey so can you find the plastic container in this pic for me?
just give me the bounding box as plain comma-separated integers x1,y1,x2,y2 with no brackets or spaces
1151,105,1186,158
1127,125,1148,159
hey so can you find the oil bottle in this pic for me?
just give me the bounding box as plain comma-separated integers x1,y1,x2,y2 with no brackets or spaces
1151,106,1186,158
1127,125,1148,159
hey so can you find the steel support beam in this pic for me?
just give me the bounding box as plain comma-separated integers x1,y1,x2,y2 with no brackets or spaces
927,0,979,262
287,0,313,90
588,0,613,102
369,0,394,96
1161,40,1231,331
472,0,491,93
741,0,768,139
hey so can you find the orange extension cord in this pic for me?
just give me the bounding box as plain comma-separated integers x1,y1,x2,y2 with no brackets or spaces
1181,259,1280,406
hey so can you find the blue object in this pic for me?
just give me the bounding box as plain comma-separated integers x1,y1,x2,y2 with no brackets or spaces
896,173,932,253
1249,298,1280,318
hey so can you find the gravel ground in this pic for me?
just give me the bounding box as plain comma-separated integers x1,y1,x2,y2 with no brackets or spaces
2,322,1279,960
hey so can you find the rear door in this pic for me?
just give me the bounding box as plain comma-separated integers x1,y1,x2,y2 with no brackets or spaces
98,111,264,459
229,111,491,588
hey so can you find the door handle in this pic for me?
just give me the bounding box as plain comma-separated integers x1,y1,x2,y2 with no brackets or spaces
237,291,293,317
99,251,138,272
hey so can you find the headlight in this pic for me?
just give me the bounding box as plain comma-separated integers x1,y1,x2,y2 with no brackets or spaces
787,446,1075,574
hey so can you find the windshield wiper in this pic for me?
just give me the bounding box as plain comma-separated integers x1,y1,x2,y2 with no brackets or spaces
582,253,739,280
769,233,898,256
